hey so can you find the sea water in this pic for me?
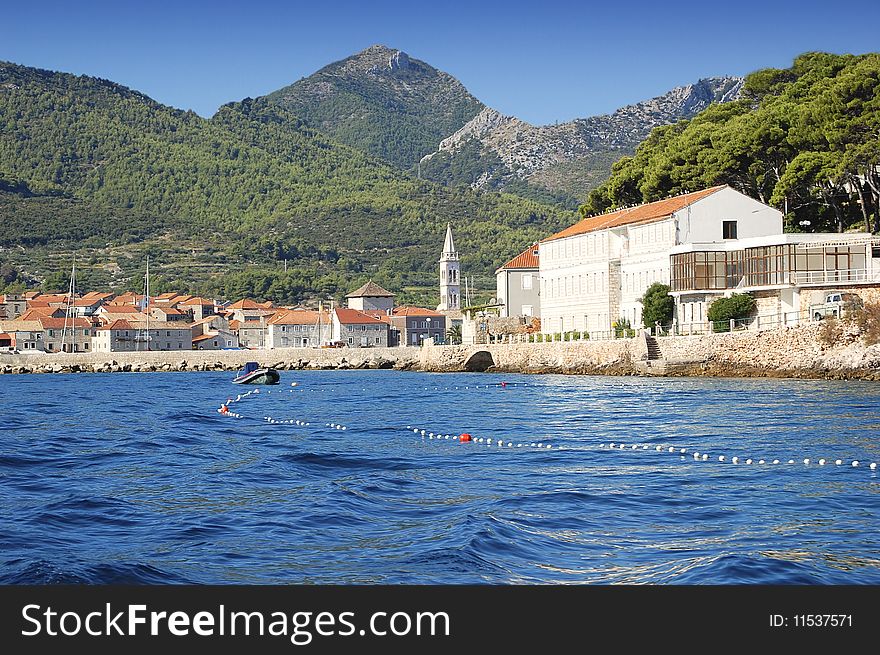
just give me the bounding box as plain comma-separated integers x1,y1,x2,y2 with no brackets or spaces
1,370,878,584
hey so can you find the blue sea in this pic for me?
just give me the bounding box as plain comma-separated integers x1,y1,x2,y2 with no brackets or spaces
1,370,878,584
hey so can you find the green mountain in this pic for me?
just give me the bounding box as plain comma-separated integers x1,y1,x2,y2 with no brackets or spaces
265,45,484,170
581,53,880,234
0,61,572,303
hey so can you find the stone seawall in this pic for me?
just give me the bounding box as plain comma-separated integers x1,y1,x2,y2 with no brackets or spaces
0,347,420,375
418,323,880,380
2,325,879,379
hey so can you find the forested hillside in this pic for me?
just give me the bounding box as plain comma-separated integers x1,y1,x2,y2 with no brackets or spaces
0,61,572,303
265,45,484,170
581,53,880,233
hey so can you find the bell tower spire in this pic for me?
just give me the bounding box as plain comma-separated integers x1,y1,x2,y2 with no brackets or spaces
437,223,460,311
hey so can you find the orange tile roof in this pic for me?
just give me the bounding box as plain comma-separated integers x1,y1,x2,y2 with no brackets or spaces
228,298,263,310
97,319,134,331
228,320,241,330
178,296,214,306
268,309,330,326
18,308,62,320
101,305,141,313
543,186,727,243
392,306,445,317
497,244,540,271
334,308,386,324
39,317,92,329
192,333,220,343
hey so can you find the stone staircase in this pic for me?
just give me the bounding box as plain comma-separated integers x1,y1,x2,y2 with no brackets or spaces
645,335,662,361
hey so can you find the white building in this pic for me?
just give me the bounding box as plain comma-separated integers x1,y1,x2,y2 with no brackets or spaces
496,244,540,318
538,185,782,334
437,223,460,312
670,232,880,328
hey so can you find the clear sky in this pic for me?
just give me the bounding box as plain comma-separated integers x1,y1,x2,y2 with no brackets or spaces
2,0,877,125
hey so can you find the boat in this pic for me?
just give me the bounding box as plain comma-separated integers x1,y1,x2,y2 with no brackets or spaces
233,361,280,385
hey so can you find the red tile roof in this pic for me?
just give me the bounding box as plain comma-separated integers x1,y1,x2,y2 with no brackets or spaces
392,306,445,317
101,305,142,313
334,308,387,324
178,296,214,306
497,244,540,271
192,333,220,343
268,310,330,326
97,319,133,331
39,317,92,329
228,298,263,310
18,308,62,320
543,186,727,242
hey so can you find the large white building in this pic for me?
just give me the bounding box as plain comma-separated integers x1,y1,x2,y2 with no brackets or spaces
538,185,783,334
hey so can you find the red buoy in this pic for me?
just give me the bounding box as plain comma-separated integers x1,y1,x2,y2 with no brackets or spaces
500,382,507,388
460,433,472,443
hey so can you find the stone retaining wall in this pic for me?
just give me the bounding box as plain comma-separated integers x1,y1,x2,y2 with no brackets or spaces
3,325,879,379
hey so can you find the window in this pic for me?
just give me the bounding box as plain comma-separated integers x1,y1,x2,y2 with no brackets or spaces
722,221,737,239
521,274,533,290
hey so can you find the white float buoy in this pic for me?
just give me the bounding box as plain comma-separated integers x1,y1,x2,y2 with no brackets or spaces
819,459,826,466
746,459,752,465
702,454,708,461
758,460,765,465
719,456,725,462
804,459,810,465
772,460,779,465
852,461,859,467
870,463,877,470
835,459,842,466
732,457,739,464
668,447,675,453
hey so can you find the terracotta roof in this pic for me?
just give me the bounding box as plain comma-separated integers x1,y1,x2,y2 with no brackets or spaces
258,300,274,309
392,306,446,317
18,308,62,320
155,292,177,300
228,320,241,330
346,280,395,298
543,186,727,243
100,305,141,313
39,317,91,329
228,298,263,310
154,307,185,316
97,319,133,331
192,334,220,343
268,309,330,326
497,244,540,272
334,308,387,324
178,296,214,306
31,294,68,304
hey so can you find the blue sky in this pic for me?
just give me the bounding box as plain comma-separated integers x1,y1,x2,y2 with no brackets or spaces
2,0,878,125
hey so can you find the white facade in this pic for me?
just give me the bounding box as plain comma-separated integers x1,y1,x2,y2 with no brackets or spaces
539,186,783,334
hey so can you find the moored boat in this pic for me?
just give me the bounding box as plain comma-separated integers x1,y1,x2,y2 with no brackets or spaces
233,361,280,385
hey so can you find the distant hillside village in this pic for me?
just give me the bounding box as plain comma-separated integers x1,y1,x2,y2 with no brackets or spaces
3,184,880,353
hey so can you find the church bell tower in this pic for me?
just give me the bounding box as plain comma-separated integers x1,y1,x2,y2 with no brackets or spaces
437,223,460,311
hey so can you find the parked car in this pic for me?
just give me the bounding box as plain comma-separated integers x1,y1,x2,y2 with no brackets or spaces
812,292,863,320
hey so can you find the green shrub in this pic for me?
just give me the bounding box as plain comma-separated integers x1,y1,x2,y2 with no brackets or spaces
613,317,635,338
707,293,756,332
639,283,674,328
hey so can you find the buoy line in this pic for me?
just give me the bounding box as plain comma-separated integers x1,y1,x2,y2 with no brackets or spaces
597,442,878,472
216,387,352,430
406,426,555,450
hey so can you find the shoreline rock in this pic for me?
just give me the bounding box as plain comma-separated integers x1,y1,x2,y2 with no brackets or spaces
2,326,879,380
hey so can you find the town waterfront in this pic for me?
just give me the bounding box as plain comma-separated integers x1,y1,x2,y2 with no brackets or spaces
1,370,879,584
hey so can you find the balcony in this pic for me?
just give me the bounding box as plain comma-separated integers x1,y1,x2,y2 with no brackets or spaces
790,268,880,286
